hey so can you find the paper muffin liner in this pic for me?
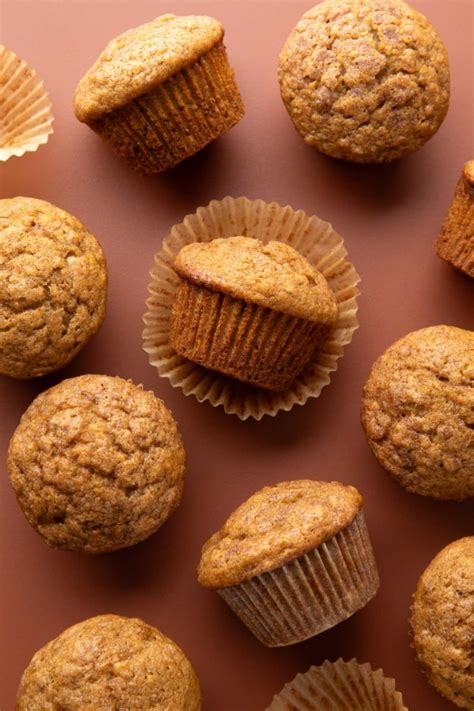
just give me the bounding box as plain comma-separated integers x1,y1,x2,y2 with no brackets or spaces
143,196,360,419
89,41,244,175
170,278,329,391
217,512,379,647
0,44,54,160
266,658,409,710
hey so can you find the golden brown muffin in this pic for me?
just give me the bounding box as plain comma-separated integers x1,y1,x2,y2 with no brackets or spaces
411,538,474,709
436,161,474,278
278,0,450,163
0,197,107,379
266,659,408,710
8,374,185,553
16,614,202,710
361,325,474,501
74,15,244,174
171,237,339,392
198,480,379,646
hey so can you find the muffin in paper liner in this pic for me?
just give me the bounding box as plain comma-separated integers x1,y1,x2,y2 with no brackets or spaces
0,45,54,160
216,511,379,647
143,196,360,420
266,658,409,710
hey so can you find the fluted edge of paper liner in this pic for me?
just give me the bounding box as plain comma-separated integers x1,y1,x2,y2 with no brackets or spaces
143,196,360,420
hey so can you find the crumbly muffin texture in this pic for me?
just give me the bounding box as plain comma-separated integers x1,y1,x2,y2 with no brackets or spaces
8,375,185,553
174,237,339,323
278,0,450,163
0,197,107,379
411,538,474,709
74,14,224,122
198,479,362,588
16,615,202,711
361,325,474,500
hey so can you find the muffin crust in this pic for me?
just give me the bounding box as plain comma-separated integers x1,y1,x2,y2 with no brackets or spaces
198,480,363,588
278,0,450,162
361,325,474,500
174,237,339,323
74,14,224,122
8,375,185,553
16,615,202,710
0,197,107,379
411,538,474,709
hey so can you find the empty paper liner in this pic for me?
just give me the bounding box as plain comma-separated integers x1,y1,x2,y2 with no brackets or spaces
143,196,360,419
0,44,54,161
266,658,409,710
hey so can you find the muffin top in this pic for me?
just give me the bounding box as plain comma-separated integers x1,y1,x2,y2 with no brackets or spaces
278,0,450,162
0,197,107,379
74,14,224,122
16,615,202,711
198,480,362,588
361,325,474,500
411,537,474,709
174,237,339,324
8,374,185,553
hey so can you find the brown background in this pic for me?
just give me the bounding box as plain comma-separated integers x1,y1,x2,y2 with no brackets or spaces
1,0,473,709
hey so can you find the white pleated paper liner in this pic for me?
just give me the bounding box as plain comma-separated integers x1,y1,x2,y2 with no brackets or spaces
266,658,409,710
0,44,54,160
143,197,360,420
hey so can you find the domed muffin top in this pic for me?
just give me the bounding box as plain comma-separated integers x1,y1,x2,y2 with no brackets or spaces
74,14,224,122
198,479,362,588
412,537,474,709
361,325,474,501
174,237,339,323
16,615,202,711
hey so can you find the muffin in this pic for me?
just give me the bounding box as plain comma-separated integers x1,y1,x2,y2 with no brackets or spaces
74,15,244,174
266,658,408,710
16,614,202,710
361,325,474,500
8,374,185,553
198,480,379,647
436,161,474,278
0,197,107,379
0,44,54,161
278,0,450,163
170,236,339,392
411,537,474,709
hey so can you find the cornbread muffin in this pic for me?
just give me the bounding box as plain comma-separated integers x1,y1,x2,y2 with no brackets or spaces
198,480,379,646
278,0,450,163
8,375,185,553
436,161,474,278
266,659,408,710
171,237,339,392
411,538,474,709
361,325,474,500
74,15,244,174
16,614,202,710
0,197,107,379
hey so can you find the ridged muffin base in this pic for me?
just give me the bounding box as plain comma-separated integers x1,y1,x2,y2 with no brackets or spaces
88,41,244,174
217,512,379,647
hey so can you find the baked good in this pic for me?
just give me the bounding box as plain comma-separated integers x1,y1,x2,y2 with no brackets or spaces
198,479,379,646
170,237,339,392
278,0,450,163
411,537,474,709
361,325,474,500
16,614,202,710
74,14,244,174
8,374,185,553
0,197,107,379
436,161,474,277
266,658,408,710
